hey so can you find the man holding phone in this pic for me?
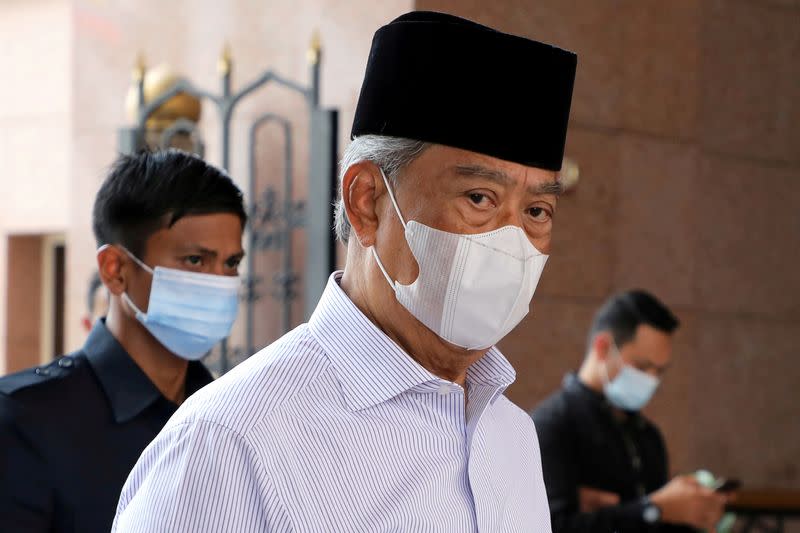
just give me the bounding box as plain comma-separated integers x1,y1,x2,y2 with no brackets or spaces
531,290,733,532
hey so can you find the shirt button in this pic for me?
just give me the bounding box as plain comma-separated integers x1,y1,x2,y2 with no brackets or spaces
437,384,450,395
58,357,73,368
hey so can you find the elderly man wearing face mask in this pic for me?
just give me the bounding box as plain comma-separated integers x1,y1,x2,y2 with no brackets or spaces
531,290,731,533
113,11,576,532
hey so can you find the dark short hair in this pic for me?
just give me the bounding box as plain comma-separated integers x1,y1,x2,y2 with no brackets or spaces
92,150,247,257
587,290,680,350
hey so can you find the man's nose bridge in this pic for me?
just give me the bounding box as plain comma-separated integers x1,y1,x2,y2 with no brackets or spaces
496,203,526,232
209,258,230,276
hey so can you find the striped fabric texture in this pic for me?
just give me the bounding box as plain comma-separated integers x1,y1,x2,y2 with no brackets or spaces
112,272,552,532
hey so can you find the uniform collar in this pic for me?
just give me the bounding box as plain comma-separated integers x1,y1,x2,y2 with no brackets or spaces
84,319,213,423
308,272,516,412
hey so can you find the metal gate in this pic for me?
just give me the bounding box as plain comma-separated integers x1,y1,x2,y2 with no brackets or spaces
118,38,338,374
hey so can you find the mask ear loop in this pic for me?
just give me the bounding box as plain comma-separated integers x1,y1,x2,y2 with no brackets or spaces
371,167,409,291
121,292,146,319
600,337,620,388
96,244,155,276
371,248,396,291
96,244,153,317
378,167,407,229
118,246,154,275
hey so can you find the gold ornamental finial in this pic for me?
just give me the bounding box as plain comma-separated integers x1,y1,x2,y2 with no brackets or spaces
560,157,580,192
307,30,321,64
217,42,232,76
132,52,146,82
124,63,202,128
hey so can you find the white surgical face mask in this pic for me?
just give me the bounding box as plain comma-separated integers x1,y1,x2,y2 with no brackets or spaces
371,168,548,350
116,247,241,361
602,343,660,411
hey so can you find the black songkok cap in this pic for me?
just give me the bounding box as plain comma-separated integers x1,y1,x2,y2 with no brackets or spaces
351,11,578,171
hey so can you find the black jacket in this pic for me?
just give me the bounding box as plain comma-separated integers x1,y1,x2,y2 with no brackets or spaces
531,374,693,533
0,320,212,533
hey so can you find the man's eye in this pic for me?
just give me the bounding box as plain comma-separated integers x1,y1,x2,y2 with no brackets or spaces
528,207,551,222
225,258,241,270
184,255,203,267
468,192,493,207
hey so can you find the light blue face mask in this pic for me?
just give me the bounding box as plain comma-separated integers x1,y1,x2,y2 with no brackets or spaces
602,343,660,411
120,248,240,361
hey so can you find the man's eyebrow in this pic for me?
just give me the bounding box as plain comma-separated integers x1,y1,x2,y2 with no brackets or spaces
454,164,563,196
178,246,246,260
183,246,218,257
454,164,514,184
536,179,564,196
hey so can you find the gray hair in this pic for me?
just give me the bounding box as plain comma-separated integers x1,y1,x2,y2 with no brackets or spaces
334,135,429,243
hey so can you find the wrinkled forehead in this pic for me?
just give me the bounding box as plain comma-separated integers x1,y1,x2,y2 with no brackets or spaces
399,144,562,195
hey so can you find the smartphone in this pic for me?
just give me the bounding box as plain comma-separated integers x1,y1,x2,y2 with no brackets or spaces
713,479,741,493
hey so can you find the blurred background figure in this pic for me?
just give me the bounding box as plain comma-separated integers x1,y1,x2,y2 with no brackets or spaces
532,290,733,532
81,271,109,333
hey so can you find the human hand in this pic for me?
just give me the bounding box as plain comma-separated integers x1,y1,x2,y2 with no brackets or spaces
578,486,621,513
650,475,728,530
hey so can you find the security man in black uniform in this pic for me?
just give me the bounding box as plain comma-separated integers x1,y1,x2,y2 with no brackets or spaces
0,150,247,532
531,290,730,532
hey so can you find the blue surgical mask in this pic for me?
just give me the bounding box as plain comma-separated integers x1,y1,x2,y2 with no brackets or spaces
120,248,240,361
602,344,660,411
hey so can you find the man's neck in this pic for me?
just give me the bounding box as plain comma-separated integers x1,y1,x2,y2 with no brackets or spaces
105,302,189,404
340,265,485,388
577,360,629,420
577,359,604,394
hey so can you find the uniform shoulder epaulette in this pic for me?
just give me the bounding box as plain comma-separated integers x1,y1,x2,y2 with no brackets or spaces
0,354,82,396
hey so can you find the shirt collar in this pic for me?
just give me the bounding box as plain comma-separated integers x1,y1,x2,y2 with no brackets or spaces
563,372,603,400
308,272,516,411
84,319,213,423
563,372,644,424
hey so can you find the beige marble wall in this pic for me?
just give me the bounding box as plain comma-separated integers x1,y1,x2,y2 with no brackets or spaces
0,0,72,373
418,0,800,492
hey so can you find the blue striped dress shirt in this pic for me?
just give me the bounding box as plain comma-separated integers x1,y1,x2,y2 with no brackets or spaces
112,272,552,532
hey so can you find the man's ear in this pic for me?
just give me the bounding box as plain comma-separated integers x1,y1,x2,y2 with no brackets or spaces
342,161,384,248
96,245,129,297
592,332,614,362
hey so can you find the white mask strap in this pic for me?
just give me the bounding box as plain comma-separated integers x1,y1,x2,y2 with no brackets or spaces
600,338,620,386
370,167,407,292
99,245,151,317
97,243,154,275
378,167,407,230
120,246,154,275
371,247,397,291
601,358,611,387
121,292,145,317
96,245,153,314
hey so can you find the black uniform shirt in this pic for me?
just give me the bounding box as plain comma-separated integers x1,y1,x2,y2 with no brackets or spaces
531,373,693,533
0,320,213,533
